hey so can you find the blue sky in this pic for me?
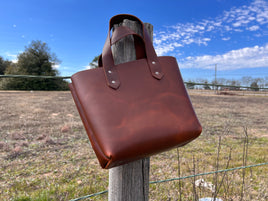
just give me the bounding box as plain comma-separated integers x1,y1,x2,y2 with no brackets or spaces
0,0,268,82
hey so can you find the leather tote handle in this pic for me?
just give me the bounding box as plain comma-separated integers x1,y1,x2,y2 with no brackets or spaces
98,26,146,68
102,14,164,89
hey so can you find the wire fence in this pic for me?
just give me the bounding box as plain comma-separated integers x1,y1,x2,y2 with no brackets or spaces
69,162,268,201
1,74,268,91
0,74,71,79
184,81,268,90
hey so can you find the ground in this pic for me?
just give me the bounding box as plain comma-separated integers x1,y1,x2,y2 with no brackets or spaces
0,90,267,200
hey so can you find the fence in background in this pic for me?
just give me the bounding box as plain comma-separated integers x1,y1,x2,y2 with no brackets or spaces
1,74,268,92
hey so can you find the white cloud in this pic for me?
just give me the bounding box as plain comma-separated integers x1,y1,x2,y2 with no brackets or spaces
222,37,231,41
234,28,243,32
248,25,260,31
224,26,232,31
4,52,18,63
52,64,60,69
179,44,268,70
154,44,175,56
233,22,242,27
253,0,268,23
154,0,268,56
207,25,214,31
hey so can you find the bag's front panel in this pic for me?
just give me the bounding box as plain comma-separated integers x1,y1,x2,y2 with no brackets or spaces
71,56,201,168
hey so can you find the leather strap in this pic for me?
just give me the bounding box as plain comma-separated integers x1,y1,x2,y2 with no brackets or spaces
111,26,146,60
98,26,146,68
102,14,164,89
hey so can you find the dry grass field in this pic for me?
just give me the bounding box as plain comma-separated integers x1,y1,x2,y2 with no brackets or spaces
0,90,267,200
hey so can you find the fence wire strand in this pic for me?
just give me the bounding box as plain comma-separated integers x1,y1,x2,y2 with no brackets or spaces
0,74,71,79
69,162,268,201
0,74,268,90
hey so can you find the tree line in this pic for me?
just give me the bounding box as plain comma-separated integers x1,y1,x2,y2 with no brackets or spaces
0,40,69,90
186,76,268,91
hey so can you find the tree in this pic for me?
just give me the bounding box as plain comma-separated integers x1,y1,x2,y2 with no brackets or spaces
17,40,59,76
89,55,100,68
257,78,265,88
250,81,259,91
211,80,218,90
203,81,211,90
229,80,241,91
1,40,68,90
217,78,227,85
0,56,11,75
241,76,253,87
186,80,195,89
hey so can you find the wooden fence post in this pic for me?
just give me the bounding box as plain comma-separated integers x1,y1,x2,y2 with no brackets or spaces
108,20,153,201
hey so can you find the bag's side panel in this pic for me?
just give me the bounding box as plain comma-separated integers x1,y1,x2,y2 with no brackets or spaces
69,83,111,168
159,56,202,139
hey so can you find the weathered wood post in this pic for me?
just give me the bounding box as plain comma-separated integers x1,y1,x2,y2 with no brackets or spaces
108,19,153,201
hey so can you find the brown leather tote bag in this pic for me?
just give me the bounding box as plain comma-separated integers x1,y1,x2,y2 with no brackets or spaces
69,14,202,169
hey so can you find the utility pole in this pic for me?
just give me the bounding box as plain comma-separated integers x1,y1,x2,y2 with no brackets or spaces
215,64,217,94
